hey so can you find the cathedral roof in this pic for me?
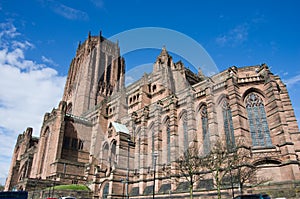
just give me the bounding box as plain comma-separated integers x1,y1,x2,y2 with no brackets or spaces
111,122,129,134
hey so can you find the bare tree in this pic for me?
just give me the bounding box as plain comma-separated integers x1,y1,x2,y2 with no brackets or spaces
175,145,206,199
203,139,232,199
229,144,271,195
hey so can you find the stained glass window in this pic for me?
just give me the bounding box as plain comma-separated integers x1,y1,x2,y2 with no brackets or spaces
167,122,171,163
151,128,155,164
245,93,272,147
138,137,141,169
222,100,235,150
201,106,210,154
182,113,188,151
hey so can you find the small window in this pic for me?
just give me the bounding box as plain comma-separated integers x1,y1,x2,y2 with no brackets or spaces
152,84,157,92
78,140,84,150
66,103,72,114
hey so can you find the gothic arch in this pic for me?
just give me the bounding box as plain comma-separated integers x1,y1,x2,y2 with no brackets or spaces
102,142,109,164
178,110,188,152
110,140,117,166
134,126,141,138
39,126,51,176
198,104,209,155
147,121,155,131
196,102,207,113
162,115,170,125
219,97,235,150
216,94,229,106
135,129,142,170
178,109,187,120
110,139,117,148
162,116,171,164
147,121,155,167
100,180,110,199
242,87,265,101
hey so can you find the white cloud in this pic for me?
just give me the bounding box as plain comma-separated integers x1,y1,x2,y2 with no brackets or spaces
42,0,89,20
216,24,249,47
42,55,58,66
284,74,300,87
0,22,66,185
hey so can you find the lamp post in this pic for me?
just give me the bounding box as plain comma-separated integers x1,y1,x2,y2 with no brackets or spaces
152,152,158,199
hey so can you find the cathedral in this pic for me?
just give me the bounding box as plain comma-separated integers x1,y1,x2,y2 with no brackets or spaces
5,32,300,198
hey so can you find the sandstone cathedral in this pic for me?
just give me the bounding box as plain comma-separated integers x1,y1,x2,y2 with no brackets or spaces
4,33,300,198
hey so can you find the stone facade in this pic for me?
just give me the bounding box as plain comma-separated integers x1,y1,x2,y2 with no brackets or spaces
5,33,300,198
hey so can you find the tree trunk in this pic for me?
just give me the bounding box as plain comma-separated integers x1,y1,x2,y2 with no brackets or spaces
217,182,221,199
189,184,193,199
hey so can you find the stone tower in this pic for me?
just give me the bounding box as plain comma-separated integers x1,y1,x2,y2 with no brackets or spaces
63,32,125,116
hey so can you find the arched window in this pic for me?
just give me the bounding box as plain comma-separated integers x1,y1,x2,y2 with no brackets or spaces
40,127,50,174
66,103,72,114
138,137,141,170
182,112,188,151
78,139,84,150
245,93,272,147
222,100,235,150
166,121,171,163
102,183,109,199
102,143,109,164
201,106,210,154
110,141,117,165
151,128,155,163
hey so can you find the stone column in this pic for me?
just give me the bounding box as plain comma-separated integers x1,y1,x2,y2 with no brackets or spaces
225,67,248,143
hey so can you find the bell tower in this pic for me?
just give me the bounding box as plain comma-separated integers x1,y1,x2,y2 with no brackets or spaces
62,32,125,116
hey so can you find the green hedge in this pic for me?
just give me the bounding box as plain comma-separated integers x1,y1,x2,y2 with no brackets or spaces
53,184,90,191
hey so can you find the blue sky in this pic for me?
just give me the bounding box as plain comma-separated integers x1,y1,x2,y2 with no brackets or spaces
1,0,300,185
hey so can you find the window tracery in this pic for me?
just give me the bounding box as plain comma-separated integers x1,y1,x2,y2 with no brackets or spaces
222,100,235,150
201,105,210,154
166,121,171,163
245,93,272,147
182,113,188,151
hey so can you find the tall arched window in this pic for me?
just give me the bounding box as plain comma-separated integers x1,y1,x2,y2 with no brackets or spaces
245,93,272,147
66,103,72,114
182,113,188,151
201,106,210,154
151,127,155,165
222,100,235,150
110,141,117,166
40,127,50,174
102,182,109,199
166,121,171,164
138,137,141,170
102,143,109,165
